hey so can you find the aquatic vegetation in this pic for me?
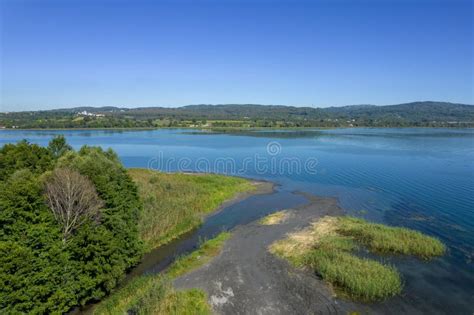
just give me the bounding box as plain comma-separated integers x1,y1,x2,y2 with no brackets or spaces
302,238,402,301
270,216,445,301
94,232,230,315
260,210,290,225
336,216,446,259
129,169,254,250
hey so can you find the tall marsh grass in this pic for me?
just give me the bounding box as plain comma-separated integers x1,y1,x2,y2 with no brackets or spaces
270,216,445,302
302,237,402,301
129,169,254,249
336,216,446,259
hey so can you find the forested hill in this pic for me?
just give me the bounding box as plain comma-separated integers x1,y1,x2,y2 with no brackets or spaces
1,101,473,128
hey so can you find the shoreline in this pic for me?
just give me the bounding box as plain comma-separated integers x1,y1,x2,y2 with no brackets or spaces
1,126,473,131
174,191,356,314
131,169,275,250
122,171,275,277
78,173,275,314
174,190,448,314
151,177,274,250
178,171,276,211
134,171,275,253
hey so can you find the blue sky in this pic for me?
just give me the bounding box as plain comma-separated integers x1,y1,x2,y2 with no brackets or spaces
0,0,472,111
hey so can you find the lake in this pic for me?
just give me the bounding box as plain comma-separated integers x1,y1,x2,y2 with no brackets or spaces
1,128,473,313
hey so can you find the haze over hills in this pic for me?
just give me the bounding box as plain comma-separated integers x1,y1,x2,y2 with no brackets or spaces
1,101,473,129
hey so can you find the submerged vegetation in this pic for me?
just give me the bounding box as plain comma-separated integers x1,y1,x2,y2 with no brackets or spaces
94,232,230,315
336,216,446,259
270,216,445,301
129,169,254,249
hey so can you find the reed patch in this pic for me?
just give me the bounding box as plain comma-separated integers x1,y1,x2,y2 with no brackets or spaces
129,168,254,250
270,216,445,301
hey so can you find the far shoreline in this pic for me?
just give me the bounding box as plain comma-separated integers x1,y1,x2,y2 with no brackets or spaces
1,126,473,131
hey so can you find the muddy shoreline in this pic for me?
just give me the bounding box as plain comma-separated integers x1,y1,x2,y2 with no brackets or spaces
74,177,275,314
174,193,355,314
173,193,434,314
211,179,275,213
123,178,275,279
79,177,436,314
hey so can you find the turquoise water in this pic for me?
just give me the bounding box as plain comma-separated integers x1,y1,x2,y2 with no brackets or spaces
1,128,473,313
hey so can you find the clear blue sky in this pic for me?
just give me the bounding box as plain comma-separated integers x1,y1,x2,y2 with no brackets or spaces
0,0,472,111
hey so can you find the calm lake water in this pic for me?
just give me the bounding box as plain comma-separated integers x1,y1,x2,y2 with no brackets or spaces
1,128,473,313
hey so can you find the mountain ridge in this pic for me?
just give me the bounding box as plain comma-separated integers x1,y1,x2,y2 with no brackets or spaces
2,101,473,114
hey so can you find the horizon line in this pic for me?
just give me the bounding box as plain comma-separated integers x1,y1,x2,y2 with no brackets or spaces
2,100,473,113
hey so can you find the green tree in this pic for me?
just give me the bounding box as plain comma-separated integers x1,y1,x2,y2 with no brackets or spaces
0,140,144,314
48,135,72,158
0,140,53,181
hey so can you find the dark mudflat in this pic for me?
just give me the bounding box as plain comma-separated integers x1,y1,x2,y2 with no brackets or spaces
174,193,434,315
174,195,357,314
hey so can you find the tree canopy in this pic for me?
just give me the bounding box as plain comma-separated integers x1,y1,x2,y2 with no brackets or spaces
0,138,143,313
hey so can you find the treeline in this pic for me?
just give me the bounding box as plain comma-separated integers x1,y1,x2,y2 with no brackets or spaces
1,101,473,128
0,137,143,313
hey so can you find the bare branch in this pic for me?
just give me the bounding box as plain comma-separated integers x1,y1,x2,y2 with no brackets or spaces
45,168,103,242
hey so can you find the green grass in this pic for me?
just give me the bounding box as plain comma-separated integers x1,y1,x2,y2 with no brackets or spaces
336,216,446,259
93,276,211,315
167,232,231,278
127,279,211,315
270,216,445,302
128,169,254,250
93,232,230,315
302,237,402,301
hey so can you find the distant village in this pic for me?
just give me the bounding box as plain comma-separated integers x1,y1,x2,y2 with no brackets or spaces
77,110,105,117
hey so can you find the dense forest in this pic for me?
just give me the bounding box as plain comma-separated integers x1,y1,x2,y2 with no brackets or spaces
0,137,143,313
1,101,473,129
0,137,256,314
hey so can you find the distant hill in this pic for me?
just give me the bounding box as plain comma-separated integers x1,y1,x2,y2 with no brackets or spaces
322,101,474,123
1,101,473,128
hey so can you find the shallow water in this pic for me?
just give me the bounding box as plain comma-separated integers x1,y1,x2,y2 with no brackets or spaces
2,128,473,313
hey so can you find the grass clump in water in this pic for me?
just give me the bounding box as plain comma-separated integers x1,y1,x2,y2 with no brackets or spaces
129,168,255,250
336,216,446,259
94,232,230,315
302,238,402,301
270,216,445,302
260,210,290,225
